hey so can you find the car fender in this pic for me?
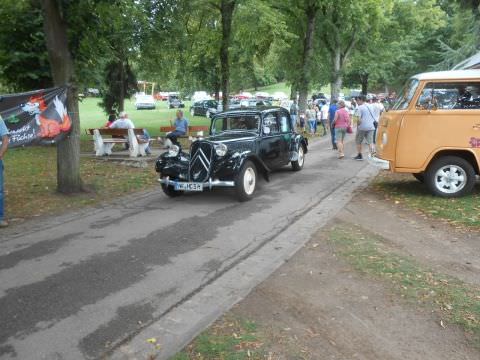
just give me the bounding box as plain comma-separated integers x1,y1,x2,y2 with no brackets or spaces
231,151,271,182
292,134,308,153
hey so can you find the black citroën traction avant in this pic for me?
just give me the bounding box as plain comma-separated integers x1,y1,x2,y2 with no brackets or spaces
155,106,308,201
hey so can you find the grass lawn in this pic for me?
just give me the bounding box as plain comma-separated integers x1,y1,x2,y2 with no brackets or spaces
4,146,158,221
329,222,480,347
79,98,210,139
372,172,480,229
171,315,268,359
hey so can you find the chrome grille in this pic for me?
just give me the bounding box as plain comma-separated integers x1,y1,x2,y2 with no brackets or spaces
189,142,213,182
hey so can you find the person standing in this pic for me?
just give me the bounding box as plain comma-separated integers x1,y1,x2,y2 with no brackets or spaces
332,100,351,159
371,97,385,144
166,110,189,146
354,95,376,160
305,104,317,135
315,104,326,135
289,100,298,131
328,99,338,150
0,115,9,228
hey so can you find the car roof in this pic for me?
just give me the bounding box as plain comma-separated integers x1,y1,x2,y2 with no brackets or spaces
214,106,287,116
413,69,480,81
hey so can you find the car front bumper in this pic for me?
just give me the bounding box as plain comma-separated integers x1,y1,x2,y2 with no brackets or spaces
158,177,235,190
367,154,390,170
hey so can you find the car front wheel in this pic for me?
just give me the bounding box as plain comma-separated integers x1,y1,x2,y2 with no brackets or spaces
291,144,305,171
161,177,184,198
235,160,257,202
425,156,476,197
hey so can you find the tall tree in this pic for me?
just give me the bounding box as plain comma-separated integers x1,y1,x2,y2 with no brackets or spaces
318,0,384,100
271,0,322,112
219,0,237,110
40,0,82,193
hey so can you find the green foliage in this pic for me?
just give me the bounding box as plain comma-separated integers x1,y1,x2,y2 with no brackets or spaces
0,0,52,91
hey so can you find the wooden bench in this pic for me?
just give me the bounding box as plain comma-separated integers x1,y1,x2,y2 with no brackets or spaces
88,128,152,157
159,126,209,147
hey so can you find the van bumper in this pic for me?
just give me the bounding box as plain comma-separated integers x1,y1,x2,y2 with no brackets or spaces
368,154,390,170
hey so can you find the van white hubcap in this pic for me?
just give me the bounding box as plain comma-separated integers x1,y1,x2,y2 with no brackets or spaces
243,168,256,195
435,165,467,194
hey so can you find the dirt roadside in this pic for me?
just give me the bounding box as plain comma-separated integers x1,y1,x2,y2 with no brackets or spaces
177,188,480,359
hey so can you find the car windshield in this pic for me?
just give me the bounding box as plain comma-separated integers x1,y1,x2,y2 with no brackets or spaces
392,78,419,110
211,115,260,134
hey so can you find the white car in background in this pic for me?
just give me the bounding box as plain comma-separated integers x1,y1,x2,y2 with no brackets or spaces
272,91,288,101
135,94,156,110
192,91,212,102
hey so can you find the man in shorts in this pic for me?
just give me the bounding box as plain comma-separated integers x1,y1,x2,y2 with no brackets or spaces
354,95,376,160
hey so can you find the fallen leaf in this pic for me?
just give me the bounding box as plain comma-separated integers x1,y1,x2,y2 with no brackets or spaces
146,338,157,344
440,320,446,329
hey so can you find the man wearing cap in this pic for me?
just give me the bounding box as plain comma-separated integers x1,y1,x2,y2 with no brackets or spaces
0,115,9,228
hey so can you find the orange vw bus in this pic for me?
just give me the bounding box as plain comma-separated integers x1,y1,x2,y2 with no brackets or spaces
371,70,480,197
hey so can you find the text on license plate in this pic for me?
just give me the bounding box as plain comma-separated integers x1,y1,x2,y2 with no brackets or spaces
174,182,203,191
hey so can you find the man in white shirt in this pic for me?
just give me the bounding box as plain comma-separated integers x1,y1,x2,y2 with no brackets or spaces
371,97,385,144
109,111,135,129
109,111,135,150
354,95,376,160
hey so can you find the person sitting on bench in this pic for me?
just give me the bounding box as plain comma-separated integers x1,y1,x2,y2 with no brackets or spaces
109,111,135,150
165,110,189,147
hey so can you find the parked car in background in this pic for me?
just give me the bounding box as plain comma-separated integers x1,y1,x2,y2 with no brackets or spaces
167,94,185,109
240,99,272,108
192,91,212,102
154,92,169,101
272,91,288,101
155,107,308,201
135,94,156,110
190,99,219,118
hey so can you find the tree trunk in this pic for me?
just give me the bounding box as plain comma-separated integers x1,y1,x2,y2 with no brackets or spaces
298,8,317,113
330,48,342,101
290,81,298,100
119,59,125,112
220,0,236,111
361,73,369,95
41,0,83,193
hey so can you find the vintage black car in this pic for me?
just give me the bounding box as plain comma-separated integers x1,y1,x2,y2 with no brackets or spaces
155,107,308,201
189,100,219,118
167,95,185,109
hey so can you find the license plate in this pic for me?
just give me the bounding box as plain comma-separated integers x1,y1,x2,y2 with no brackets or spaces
174,182,203,191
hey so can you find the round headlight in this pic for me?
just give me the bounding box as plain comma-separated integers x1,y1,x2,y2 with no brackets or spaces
215,143,228,157
167,145,180,157
382,132,388,145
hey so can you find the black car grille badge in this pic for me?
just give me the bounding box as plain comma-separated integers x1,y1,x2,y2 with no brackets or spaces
189,142,213,182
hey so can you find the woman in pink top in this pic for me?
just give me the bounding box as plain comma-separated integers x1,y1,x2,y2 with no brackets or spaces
332,100,351,159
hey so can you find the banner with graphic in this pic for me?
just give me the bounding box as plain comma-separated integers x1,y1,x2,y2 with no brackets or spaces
0,86,71,147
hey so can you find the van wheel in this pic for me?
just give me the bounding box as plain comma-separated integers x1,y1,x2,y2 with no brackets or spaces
413,173,424,183
235,160,257,202
425,156,476,197
291,144,305,171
